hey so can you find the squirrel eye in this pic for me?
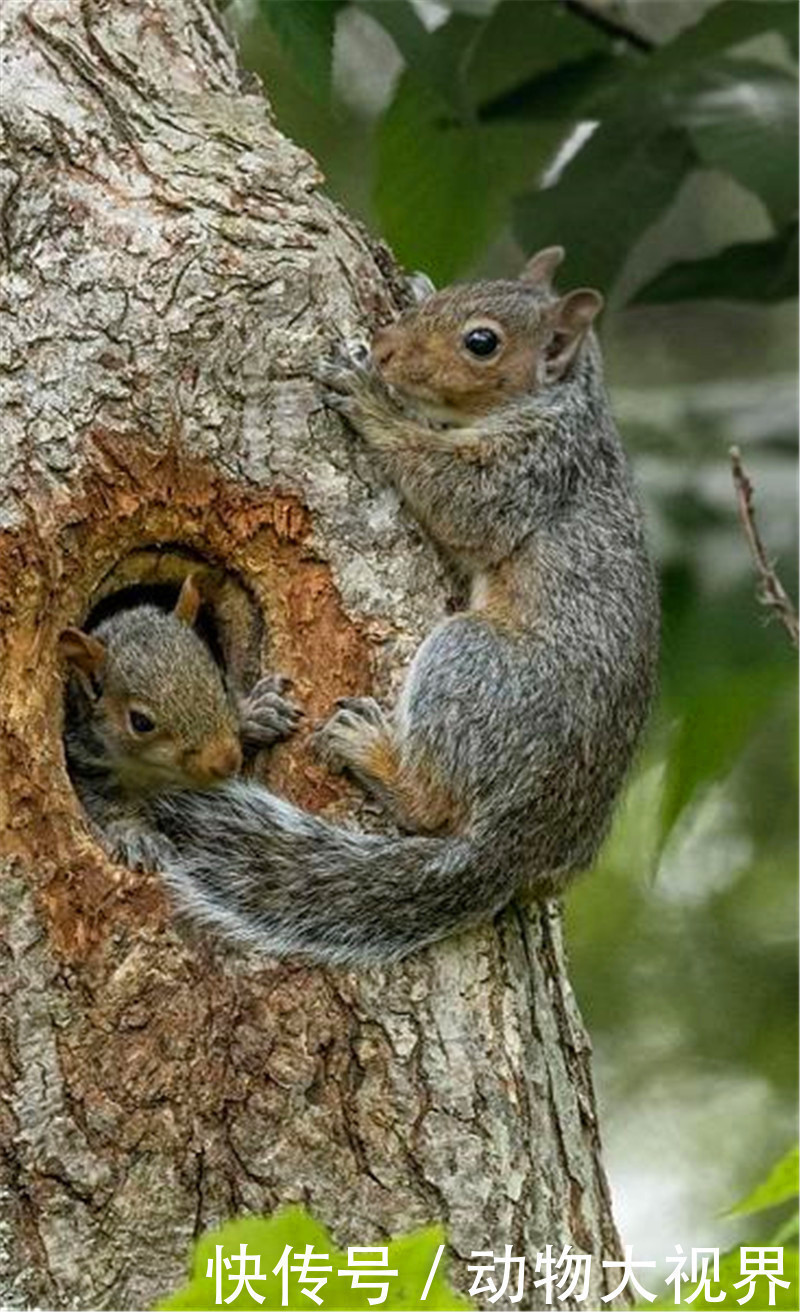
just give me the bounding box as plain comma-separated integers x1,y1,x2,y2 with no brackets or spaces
128,709,156,735
463,326,500,358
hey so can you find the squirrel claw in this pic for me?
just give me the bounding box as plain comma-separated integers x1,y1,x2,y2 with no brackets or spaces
316,339,370,376
315,348,374,393
321,389,355,414
240,675,303,750
104,821,177,872
313,697,390,774
335,696,387,729
249,672,293,697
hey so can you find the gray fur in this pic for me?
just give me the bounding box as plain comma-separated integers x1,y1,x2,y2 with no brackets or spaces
63,606,298,868
150,278,659,964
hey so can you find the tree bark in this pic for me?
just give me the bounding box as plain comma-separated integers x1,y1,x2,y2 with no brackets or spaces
0,2,627,1308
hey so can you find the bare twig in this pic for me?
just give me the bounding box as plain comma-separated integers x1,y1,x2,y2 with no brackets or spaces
730,446,798,648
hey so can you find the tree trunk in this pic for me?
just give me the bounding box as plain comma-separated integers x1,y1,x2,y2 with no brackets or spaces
0,2,627,1308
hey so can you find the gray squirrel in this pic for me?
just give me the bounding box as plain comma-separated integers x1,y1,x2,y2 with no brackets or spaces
139,246,659,963
60,575,301,871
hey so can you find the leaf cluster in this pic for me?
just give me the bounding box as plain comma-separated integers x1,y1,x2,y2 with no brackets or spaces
253,0,797,300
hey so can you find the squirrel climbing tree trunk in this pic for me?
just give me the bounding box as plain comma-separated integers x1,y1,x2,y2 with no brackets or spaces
0,2,628,1307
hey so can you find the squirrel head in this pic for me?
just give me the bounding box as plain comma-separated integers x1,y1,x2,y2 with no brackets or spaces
372,247,603,423
59,575,243,795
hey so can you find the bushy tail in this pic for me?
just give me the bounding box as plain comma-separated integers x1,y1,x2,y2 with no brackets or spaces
150,780,508,964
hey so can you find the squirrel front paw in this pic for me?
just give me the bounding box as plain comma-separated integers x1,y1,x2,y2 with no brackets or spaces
239,674,303,751
104,820,178,872
312,697,390,775
316,344,397,424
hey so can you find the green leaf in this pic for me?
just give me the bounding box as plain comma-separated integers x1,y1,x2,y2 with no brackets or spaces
514,103,696,291
157,1206,470,1311
678,60,798,226
512,55,796,287
480,0,796,128
364,0,796,300
661,666,795,837
257,0,347,99
376,73,559,282
634,225,798,305
506,5,796,296
359,0,613,116
480,51,629,125
463,0,612,107
773,1212,800,1246
729,1145,800,1217
353,0,430,72
654,0,799,66
358,3,483,118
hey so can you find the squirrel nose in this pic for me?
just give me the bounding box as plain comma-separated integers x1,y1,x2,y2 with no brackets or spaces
189,736,242,783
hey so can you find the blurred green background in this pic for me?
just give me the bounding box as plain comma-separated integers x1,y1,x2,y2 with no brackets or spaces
227,0,797,1285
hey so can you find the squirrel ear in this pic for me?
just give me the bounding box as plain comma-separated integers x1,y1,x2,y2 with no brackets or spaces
545,288,604,381
520,246,565,290
58,628,107,676
174,573,201,627
405,271,436,304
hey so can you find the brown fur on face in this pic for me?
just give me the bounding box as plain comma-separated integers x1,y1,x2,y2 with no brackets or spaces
97,688,240,792
371,276,602,421
61,583,243,797
372,285,546,419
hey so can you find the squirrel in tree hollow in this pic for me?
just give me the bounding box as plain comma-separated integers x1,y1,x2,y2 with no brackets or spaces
60,575,301,871
146,245,659,963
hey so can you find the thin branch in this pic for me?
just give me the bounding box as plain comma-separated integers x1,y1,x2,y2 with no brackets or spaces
563,0,655,53
730,446,798,648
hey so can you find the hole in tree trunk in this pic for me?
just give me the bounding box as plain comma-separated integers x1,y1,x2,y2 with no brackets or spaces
2,453,373,958
59,545,267,873
83,545,265,693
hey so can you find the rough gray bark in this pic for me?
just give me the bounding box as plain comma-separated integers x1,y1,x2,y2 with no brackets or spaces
0,2,627,1308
